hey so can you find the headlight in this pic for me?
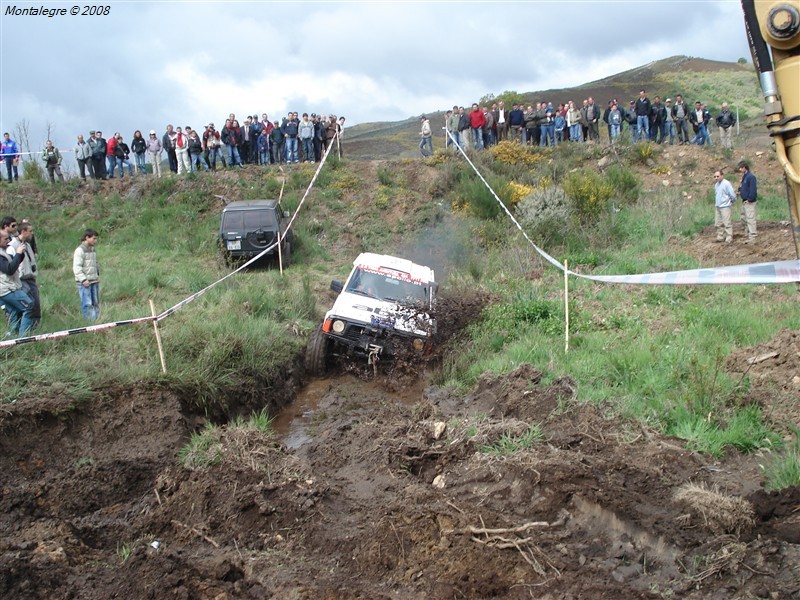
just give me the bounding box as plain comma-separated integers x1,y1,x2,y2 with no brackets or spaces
332,320,345,334
412,338,425,351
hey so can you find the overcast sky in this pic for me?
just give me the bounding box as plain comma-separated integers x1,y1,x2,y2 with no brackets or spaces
0,0,752,152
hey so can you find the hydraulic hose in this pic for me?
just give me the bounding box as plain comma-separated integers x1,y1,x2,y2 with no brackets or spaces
742,0,774,74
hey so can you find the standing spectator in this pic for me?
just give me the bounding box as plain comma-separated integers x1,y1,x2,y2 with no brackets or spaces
482,106,495,147
299,113,315,163
713,170,736,243
270,121,284,164
0,228,35,337
469,103,485,150
188,129,208,172
672,94,690,145
663,99,676,145
496,101,508,142
566,101,582,142
89,131,108,180
73,228,100,321
146,130,163,177
257,126,269,166
10,222,40,331
738,161,757,243
74,134,93,181
249,115,261,164
580,100,590,143
716,102,737,149
540,103,555,147
651,96,666,143
634,89,651,142
457,106,470,148
585,97,601,143
203,123,225,171
447,107,460,149
106,133,118,178
508,103,524,143
283,113,299,163
625,101,638,141
41,140,65,184
131,130,147,175
607,101,623,143
418,115,433,157
689,101,711,145
174,127,191,174
523,105,537,146
313,114,324,161
241,116,252,164
336,116,346,158
1,133,20,183
114,134,134,177
554,107,566,144
162,125,178,173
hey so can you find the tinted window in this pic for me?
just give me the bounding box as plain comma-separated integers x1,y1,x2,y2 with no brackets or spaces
222,208,277,231
346,268,430,305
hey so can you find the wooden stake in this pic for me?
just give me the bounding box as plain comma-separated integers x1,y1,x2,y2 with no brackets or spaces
564,261,570,354
149,299,167,373
277,174,286,275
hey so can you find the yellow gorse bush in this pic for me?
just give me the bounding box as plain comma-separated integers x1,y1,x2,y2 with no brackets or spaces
488,141,542,166
504,182,534,206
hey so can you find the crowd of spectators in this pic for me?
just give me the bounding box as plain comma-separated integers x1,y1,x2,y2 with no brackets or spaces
74,112,346,181
441,90,739,153
1,111,346,184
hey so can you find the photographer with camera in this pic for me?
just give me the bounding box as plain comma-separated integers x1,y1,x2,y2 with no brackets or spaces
10,222,40,330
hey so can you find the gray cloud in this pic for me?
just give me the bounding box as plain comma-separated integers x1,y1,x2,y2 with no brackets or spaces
0,1,753,153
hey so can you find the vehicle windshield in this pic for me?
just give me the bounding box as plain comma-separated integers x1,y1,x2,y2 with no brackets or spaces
222,209,277,231
345,267,431,305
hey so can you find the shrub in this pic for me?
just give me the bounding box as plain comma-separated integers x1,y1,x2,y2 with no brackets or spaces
516,185,571,246
605,164,640,204
455,173,501,220
22,159,45,182
562,170,614,223
631,141,657,164
376,166,394,186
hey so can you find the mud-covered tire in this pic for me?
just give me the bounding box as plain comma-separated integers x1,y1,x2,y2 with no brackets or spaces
305,323,328,376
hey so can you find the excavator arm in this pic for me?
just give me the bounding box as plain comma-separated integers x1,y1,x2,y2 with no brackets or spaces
742,0,800,257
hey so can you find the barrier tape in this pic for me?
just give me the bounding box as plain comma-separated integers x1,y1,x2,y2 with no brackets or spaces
447,131,800,285
1,133,340,348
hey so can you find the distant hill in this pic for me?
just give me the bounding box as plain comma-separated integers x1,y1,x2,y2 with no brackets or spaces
344,56,761,160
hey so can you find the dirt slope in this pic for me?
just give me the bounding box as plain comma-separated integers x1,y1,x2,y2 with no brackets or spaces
1,364,798,599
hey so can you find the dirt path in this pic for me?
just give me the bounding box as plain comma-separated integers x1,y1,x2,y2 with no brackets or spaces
1,359,798,599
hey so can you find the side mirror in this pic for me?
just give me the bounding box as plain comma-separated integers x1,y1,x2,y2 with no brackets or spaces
283,210,290,218
330,280,343,293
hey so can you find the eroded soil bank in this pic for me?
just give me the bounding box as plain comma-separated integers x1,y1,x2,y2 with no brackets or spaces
1,357,798,599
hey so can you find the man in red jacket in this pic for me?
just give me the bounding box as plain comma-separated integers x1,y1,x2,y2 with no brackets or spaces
469,103,485,150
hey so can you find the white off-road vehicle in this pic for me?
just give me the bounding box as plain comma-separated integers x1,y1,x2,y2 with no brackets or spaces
305,253,437,375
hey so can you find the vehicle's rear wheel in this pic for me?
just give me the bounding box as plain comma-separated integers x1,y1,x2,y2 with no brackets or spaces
305,323,328,376
281,241,291,268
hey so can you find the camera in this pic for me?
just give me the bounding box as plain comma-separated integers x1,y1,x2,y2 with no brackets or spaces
31,265,36,273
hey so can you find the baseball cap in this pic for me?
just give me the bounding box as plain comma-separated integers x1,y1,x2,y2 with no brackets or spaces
89,130,96,135
149,129,156,135
207,123,214,128
665,98,672,103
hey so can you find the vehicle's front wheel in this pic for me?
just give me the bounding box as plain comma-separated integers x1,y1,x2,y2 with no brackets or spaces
305,323,328,376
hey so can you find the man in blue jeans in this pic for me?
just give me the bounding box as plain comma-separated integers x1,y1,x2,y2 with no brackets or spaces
72,229,101,321
0,228,35,337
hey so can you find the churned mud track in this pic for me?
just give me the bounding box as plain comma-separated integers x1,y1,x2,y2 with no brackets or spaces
1,362,798,599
